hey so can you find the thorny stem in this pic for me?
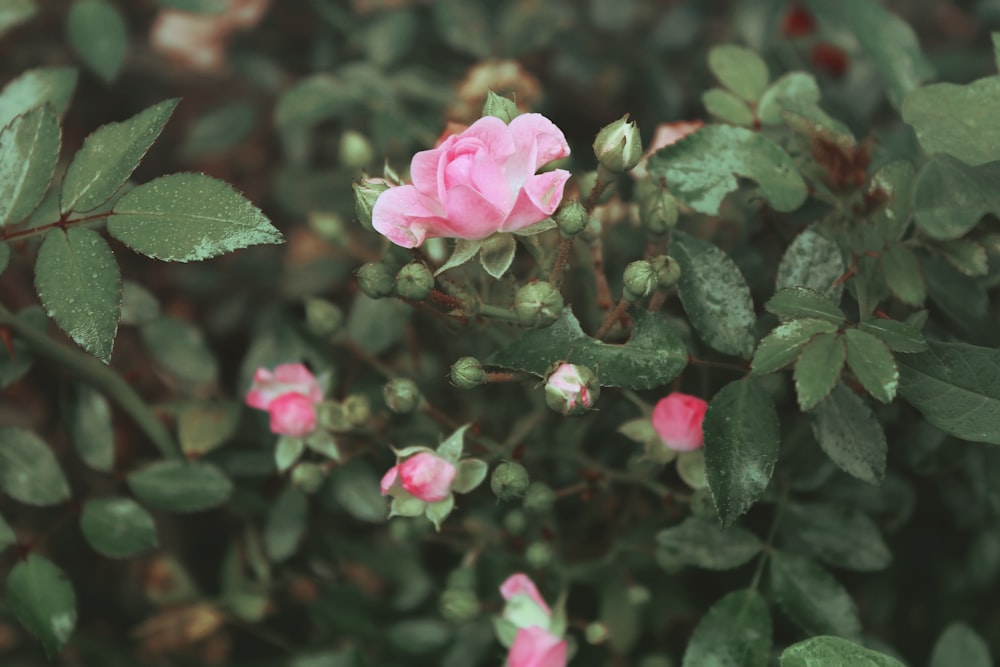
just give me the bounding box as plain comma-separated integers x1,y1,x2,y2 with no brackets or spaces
0,304,180,459
594,299,629,340
1,211,114,242
548,237,574,287
590,238,614,309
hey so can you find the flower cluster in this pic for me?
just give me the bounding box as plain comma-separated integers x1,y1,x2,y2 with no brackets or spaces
497,574,568,667
245,363,324,437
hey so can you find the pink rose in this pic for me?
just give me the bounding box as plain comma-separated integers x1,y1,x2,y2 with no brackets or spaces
382,452,457,503
544,363,599,415
652,392,708,452
500,573,551,615
372,114,571,248
630,120,704,180
245,363,324,437
267,393,317,438
507,626,568,667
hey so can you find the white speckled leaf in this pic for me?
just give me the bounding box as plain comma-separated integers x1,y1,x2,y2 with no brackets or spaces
109,173,283,261
0,104,61,227
0,66,77,129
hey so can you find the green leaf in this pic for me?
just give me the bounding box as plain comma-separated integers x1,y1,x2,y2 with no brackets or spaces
34,227,121,362
5,555,77,657
119,280,160,325
0,0,37,38
702,88,755,126
806,0,933,109
769,552,861,639
61,99,178,214
869,160,915,243
305,431,340,462
66,0,128,84
479,233,515,279
67,383,115,472
844,329,898,403
435,239,481,276
776,227,845,302
677,449,708,490
274,74,353,131
452,459,487,494
179,102,257,161
0,66,77,128
809,384,887,485
924,253,989,328
903,75,1000,166
765,287,845,323
794,332,846,411
751,318,839,375
425,494,454,531
913,154,1000,240
154,0,227,13
758,72,821,125
127,460,233,513
649,124,806,215
655,517,762,570
108,173,283,261
79,497,157,558
929,238,989,277
708,44,769,103
0,426,70,506
780,636,905,666
673,230,756,357
897,340,1000,444
681,589,771,667
0,104,60,226
140,315,218,387
265,486,308,562
857,319,927,353
0,307,44,389
431,0,491,59
178,401,240,458
390,494,425,518
781,502,892,572
275,436,304,473
0,240,8,274
930,622,992,667
0,512,15,552
326,460,386,523
703,378,780,527
599,576,640,654
487,309,687,390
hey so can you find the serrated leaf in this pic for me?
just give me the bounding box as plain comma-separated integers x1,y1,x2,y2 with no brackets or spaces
79,497,157,558
0,104,60,227
769,552,861,639
869,160,915,243
929,238,989,277
857,319,927,353
5,555,76,657
0,512,15,552
673,230,756,357
0,426,71,506
67,383,114,472
809,384,887,485
34,227,121,362
648,124,807,214
479,233,516,279
178,401,239,458
780,636,904,666
765,287,845,323
794,332,846,411
776,227,845,302
844,329,898,403
682,589,771,667
487,310,687,390
0,0,37,38
141,315,218,387
127,460,232,513
758,72,821,125
781,502,892,572
435,239,481,275
61,99,178,214
913,155,1000,240
265,486,308,562
66,0,128,84
702,88,755,126
708,44,769,102
930,622,992,667
903,75,1000,166
897,340,1000,444
655,517,762,570
0,66,77,129
109,173,283,261
703,378,780,526
752,318,839,375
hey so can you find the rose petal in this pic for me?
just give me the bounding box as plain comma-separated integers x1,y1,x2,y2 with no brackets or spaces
380,466,399,495
499,574,551,614
502,170,570,233
398,452,457,503
268,393,317,437
509,113,571,170
372,184,452,248
507,626,567,667
411,145,448,198
443,184,508,240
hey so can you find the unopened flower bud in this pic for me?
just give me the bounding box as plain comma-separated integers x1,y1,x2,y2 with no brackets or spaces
491,461,530,501
290,462,325,494
342,395,371,427
305,298,343,337
623,260,657,302
639,188,679,234
579,213,603,243
525,541,553,569
395,262,434,300
357,262,395,299
514,281,564,327
383,378,422,414
481,90,518,123
440,589,480,623
651,255,682,288
593,115,643,173
340,130,375,168
585,622,611,645
447,566,477,591
353,178,390,230
450,356,486,389
554,200,589,237
544,363,600,415
523,482,555,513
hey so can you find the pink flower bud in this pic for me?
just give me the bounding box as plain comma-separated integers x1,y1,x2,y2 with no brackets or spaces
246,363,324,437
652,392,708,452
396,452,457,503
500,573,551,615
380,465,400,495
267,393,317,437
507,626,568,667
544,363,600,416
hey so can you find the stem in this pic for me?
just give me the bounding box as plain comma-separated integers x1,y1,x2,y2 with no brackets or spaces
590,238,613,309
749,485,789,592
1,211,114,242
595,299,629,340
476,303,522,324
0,304,179,459
548,237,574,287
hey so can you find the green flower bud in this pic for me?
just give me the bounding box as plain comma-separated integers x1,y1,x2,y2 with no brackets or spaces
579,213,603,243
446,566,477,591
342,395,371,427
514,281,564,327
308,211,346,243
491,461,530,501
481,90,518,123
440,589,480,623
353,178,390,231
544,363,600,416
305,298,344,337
628,585,651,605
585,622,610,645
395,262,434,300
593,115,643,173
554,200,589,237
651,255,682,288
639,188,679,235
623,260,657,302
503,508,528,534
383,377,422,414
450,356,486,389
525,541,553,569
523,482,555,513
290,462,325,494
356,262,395,299
339,130,375,168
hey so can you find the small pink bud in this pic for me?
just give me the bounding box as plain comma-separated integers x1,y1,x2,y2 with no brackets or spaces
268,393,317,437
544,363,600,416
500,573,550,615
398,452,457,503
246,363,323,410
507,626,568,667
380,465,400,495
652,392,708,452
